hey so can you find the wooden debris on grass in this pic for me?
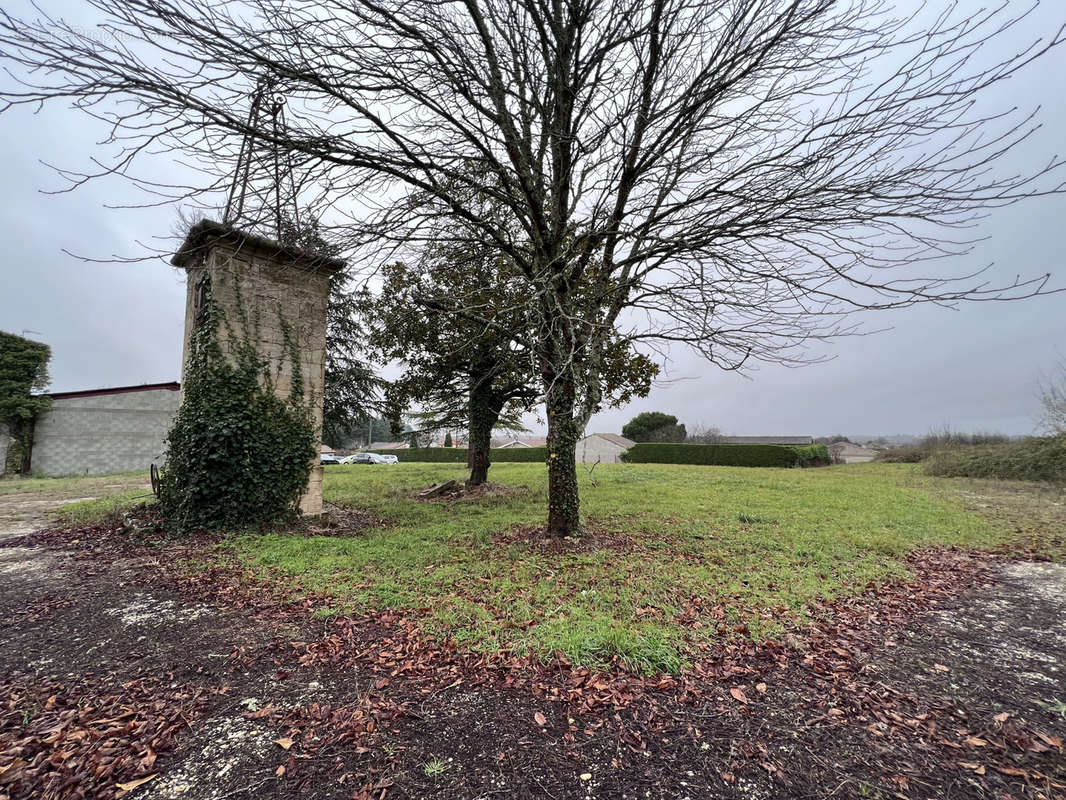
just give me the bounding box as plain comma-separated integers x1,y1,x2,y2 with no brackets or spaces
418,481,458,499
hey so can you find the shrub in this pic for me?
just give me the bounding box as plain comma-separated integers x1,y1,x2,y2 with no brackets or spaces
620,442,830,468
389,446,548,463
923,436,1066,483
874,445,926,463
875,428,1012,463
160,288,316,534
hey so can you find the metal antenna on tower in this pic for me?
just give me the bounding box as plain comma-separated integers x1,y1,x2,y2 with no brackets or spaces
222,79,301,240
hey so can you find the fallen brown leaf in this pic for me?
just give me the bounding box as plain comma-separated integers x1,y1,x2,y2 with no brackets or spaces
244,706,279,719
274,737,294,750
534,712,547,726
116,774,157,792
994,766,1027,777
1037,732,1063,749
729,687,748,704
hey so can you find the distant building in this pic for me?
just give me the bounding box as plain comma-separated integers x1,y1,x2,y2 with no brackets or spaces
830,442,878,463
577,432,635,464
717,436,814,445
494,436,548,448
29,382,181,476
367,441,409,450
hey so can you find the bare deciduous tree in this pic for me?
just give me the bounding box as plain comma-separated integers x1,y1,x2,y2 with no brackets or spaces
1038,358,1066,436
687,424,724,445
1,0,1063,536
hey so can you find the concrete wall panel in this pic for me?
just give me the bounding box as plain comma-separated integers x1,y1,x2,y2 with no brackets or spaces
31,387,180,476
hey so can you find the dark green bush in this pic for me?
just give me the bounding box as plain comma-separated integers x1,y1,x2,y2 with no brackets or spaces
923,436,1066,483
390,446,548,463
620,442,830,468
160,291,316,534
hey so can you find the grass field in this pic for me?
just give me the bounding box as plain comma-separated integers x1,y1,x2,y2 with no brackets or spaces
21,462,1063,673
212,462,1057,673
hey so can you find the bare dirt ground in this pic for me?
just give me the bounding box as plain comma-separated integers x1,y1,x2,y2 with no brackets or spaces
0,474,151,542
1,484,1064,799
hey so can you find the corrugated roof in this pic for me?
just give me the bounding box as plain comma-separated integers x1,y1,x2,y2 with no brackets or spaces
45,382,180,400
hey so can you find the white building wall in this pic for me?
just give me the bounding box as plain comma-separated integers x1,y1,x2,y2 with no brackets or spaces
577,436,629,464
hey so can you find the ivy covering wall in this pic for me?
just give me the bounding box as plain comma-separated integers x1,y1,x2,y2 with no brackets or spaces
160,288,316,533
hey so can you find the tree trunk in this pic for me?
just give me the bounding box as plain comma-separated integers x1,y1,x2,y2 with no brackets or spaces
16,417,34,475
467,376,497,486
545,378,581,538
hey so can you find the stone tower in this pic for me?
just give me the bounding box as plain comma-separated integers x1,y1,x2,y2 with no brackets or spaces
172,220,344,515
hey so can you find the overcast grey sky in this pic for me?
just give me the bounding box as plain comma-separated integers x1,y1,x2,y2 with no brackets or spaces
0,1,1063,438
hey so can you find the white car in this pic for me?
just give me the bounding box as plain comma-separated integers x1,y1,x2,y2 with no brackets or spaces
341,452,398,465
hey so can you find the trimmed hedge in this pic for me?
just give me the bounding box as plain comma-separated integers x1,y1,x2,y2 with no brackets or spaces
384,446,549,463
620,442,830,468
923,436,1066,483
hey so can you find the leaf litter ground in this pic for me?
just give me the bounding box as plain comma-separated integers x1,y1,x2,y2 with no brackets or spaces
0,505,1064,798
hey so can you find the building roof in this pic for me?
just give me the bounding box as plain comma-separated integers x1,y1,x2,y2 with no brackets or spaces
45,382,180,400
585,432,635,448
172,219,347,273
719,436,813,445
368,441,409,450
495,437,547,448
831,442,878,457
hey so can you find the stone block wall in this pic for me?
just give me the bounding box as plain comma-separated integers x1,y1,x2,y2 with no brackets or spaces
176,223,338,515
30,385,181,476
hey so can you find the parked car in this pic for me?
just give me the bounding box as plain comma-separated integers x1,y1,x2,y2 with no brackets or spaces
320,454,341,465
341,452,398,465
341,453,375,464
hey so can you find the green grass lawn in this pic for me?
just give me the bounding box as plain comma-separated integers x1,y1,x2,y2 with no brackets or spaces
215,462,1047,674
